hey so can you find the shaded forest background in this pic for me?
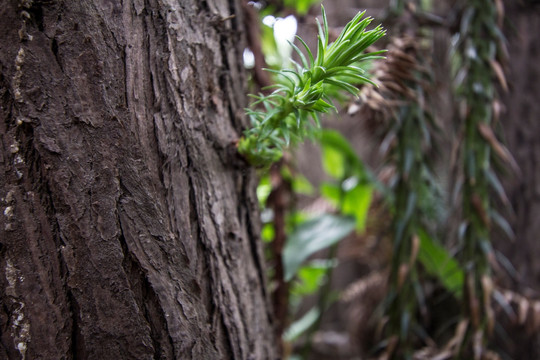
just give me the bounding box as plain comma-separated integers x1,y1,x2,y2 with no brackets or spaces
245,0,540,359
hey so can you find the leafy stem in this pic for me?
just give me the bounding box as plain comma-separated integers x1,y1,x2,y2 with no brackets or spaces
238,6,386,166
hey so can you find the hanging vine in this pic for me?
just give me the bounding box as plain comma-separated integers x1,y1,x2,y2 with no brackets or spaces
453,0,511,357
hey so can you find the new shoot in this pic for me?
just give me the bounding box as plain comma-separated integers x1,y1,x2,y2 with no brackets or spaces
238,6,386,166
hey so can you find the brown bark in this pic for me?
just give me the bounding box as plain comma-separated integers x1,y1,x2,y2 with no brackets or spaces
267,162,291,345
0,0,275,359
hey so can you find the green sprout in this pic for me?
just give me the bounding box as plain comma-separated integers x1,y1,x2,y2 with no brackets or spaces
238,6,386,166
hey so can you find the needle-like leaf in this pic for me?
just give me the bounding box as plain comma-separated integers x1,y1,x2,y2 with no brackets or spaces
238,7,386,166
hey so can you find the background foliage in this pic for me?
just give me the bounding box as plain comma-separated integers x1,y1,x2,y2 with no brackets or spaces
242,0,539,359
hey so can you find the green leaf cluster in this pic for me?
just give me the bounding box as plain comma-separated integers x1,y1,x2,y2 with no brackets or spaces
238,6,386,166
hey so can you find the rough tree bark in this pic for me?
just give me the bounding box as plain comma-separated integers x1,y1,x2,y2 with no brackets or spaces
0,1,276,359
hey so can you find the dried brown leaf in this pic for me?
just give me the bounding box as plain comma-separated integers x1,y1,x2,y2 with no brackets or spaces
490,59,508,92
531,301,540,333
484,350,502,360
477,123,520,174
518,296,529,325
473,329,484,360
341,272,385,303
413,347,453,360
391,49,417,65
482,275,495,335
492,100,502,124
397,263,410,290
471,193,490,227
410,234,420,266
466,273,481,328
378,165,396,185
495,0,504,28
443,319,469,353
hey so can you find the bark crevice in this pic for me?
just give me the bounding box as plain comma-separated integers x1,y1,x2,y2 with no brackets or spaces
66,288,85,359
117,212,175,360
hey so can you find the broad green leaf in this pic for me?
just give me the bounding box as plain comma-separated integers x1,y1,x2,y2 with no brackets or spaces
320,182,372,232
320,182,341,205
283,307,320,342
256,175,272,206
292,174,314,195
261,223,275,243
280,166,314,195
322,145,346,179
417,229,464,298
291,260,334,296
320,129,365,175
283,214,356,281
285,210,311,233
342,184,373,232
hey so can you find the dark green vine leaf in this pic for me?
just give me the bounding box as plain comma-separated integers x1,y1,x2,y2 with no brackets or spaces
417,229,464,298
283,307,320,342
283,214,356,281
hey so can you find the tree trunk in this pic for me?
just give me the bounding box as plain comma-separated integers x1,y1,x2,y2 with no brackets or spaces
0,1,276,359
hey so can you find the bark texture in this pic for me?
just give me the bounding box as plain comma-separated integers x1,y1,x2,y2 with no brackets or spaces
0,0,275,359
